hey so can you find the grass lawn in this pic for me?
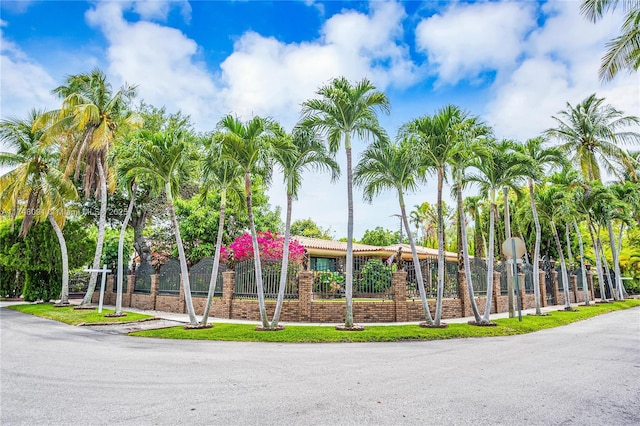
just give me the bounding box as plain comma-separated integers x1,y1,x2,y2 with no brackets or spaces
130,299,640,343
6,303,154,326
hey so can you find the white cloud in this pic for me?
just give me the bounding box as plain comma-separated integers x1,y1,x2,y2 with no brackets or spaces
415,1,536,85
133,0,192,23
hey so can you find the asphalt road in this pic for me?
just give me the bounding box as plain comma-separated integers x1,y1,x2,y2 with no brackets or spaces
1,306,639,426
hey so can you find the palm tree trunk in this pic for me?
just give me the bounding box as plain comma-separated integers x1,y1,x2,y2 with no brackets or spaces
457,182,482,323
201,189,226,326
503,187,514,318
115,184,136,315
245,173,269,328
607,220,623,300
551,221,572,309
271,193,293,328
344,140,355,328
399,191,434,324
573,220,590,306
49,214,69,305
166,181,198,325
616,223,627,298
81,159,108,306
435,167,445,326
588,222,608,301
528,179,543,315
599,241,617,300
565,223,574,265
482,197,496,323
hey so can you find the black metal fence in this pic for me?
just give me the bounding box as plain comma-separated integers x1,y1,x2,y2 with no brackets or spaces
405,256,459,299
313,256,394,299
111,267,130,292
469,258,488,297
159,259,180,295
234,259,300,300
189,257,225,298
134,262,153,294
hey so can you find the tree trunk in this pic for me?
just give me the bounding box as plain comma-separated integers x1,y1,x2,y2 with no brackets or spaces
131,210,152,270
599,241,616,301
573,220,590,306
116,185,136,315
344,138,355,328
399,191,434,324
270,193,293,328
607,220,623,300
482,194,496,323
617,223,627,298
49,214,69,305
528,179,543,314
588,222,608,301
245,173,269,328
81,159,108,306
551,221,572,309
166,181,198,325
435,166,445,326
565,222,574,265
201,189,226,326
458,182,482,323
503,187,514,318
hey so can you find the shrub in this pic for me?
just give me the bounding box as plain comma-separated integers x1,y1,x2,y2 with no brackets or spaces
229,231,304,263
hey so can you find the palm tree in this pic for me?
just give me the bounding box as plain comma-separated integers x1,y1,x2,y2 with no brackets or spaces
546,94,640,182
580,0,640,82
125,129,200,326
464,196,486,259
515,137,566,314
299,76,390,329
354,137,436,325
466,139,530,322
0,110,78,305
410,202,438,248
270,126,339,329
198,134,244,327
609,180,640,298
399,106,493,326
536,184,575,310
39,68,141,306
218,114,287,329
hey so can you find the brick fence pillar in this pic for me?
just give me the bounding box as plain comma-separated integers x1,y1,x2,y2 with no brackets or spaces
586,264,594,301
393,271,408,322
298,271,313,322
570,274,578,303
552,270,559,306
492,271,501,314
539,271,547,307
517,272,525,309
105,275,115,305
221,271,235,319
150,274,159,310
458,270,472,318
125,275,134,307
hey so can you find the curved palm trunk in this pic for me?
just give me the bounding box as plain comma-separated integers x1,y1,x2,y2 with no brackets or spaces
49,214,69,305
81,159,108,306
551,221,572,309
201,189,226,326
503,187,514,318
573,220,590,306
344,140,355,328
245,173,269,328
607,220,623,300
457,182,482,323
271,193,293,328
434,167,445,326
616,223,627,298
399,192,434,324
600,244,616,300
528,179,543,315
115,186,136,315
565,223,574,265
482,196,497,323
588,222,608,301
166,182,197,325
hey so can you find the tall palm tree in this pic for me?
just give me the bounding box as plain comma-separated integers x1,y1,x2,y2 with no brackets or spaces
546,93,640,182
218,114,287,329
125,129,200,325
354,137,436,325
410,202,438,248
580,0,640,82
464,196,486,258
466,139,530,323
299,76,390,329
270,126,339,328
198,134,244,327
38,68,141,306
0,110,78,305
515,137,566,314
399,106,493,326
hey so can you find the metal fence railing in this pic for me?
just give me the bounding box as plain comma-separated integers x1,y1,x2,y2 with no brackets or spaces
111,267,130,293
405,256,459,299
189,257,225,298
313,256,394,300
234,259,300,300
522,262,534,294
469,258,488,297
159,259,180,296
134,262,153,294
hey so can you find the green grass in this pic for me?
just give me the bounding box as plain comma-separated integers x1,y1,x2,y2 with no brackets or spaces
6,303,154,326
130,299,640,343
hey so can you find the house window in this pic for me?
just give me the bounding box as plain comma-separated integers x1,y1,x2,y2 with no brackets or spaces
310,257,337,272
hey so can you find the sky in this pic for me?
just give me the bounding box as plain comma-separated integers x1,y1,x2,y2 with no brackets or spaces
1,0,639,240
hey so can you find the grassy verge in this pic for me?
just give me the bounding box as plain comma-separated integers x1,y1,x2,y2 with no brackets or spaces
130,300,640,343
6,303,154,326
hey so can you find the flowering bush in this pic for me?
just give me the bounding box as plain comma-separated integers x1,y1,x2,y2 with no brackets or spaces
229,230,305,263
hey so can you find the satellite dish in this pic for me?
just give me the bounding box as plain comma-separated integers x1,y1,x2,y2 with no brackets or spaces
502,237,526,259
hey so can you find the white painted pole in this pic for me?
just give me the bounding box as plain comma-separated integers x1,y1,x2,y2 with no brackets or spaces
84,266,111,313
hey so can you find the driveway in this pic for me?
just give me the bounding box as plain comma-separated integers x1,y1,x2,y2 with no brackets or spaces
1,306,639,425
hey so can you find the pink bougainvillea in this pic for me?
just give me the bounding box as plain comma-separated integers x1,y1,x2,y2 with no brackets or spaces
229,230,305,263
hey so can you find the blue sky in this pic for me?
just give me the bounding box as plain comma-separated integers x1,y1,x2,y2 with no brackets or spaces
1,0,639,239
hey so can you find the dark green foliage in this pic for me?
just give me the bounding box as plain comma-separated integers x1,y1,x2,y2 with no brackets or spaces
290,218,334,240
0,218,95,300
0,266,22,298
360,226,402,246
356,258,394,293
100,228,134,269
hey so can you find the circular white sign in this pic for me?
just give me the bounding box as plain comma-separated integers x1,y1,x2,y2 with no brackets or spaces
501,237,526,259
